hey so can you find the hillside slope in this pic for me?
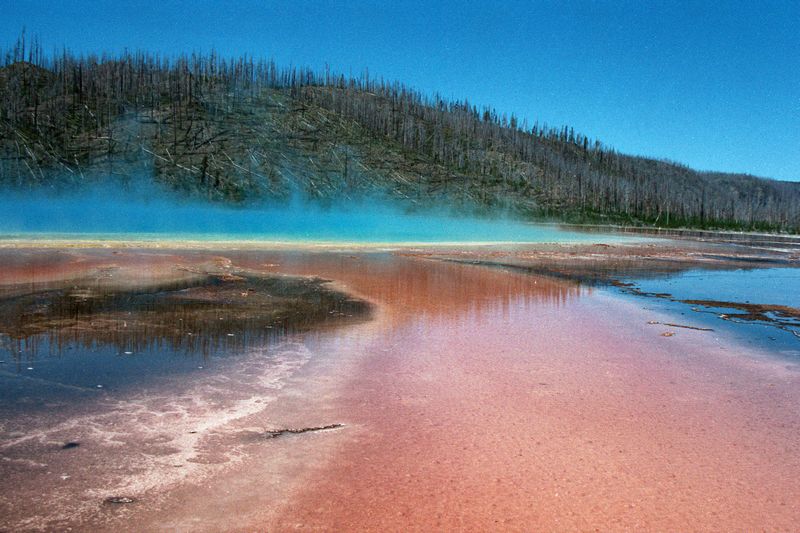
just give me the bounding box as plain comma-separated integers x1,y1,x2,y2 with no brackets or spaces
1,47,798,232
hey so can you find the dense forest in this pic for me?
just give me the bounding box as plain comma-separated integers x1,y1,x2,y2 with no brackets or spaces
1,33,798,232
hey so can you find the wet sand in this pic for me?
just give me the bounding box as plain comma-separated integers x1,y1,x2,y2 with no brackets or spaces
247,251,800,531
1,245,800,530
403,239,799,283
273,294,800,531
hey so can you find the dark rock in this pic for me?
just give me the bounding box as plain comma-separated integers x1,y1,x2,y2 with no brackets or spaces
263,423,344,439
104,496,136,504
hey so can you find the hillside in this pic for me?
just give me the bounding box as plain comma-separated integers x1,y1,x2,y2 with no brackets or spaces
1,42,798,232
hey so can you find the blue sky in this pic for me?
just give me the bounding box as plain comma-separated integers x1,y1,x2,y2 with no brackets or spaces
2,0,798,181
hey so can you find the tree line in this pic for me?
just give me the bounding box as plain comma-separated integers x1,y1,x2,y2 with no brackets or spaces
1,31,798,231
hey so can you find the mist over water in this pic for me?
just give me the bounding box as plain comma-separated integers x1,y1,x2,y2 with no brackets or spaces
0,180,627,243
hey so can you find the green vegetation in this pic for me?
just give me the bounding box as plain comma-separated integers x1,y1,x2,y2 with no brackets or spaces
1,33,798,232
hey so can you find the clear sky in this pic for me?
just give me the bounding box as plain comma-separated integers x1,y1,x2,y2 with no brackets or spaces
2,0,798,181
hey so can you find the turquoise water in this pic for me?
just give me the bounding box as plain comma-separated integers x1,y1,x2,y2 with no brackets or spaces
0,193,644,244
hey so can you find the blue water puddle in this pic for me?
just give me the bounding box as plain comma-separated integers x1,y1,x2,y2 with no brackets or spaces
631,268,800,308
613,267,800,358
0,329,292,418
0,339,217,405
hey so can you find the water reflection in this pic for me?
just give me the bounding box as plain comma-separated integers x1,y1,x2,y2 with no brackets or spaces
0,249,586,398
0,254,373,413
0,273,367,359
234,251,588,326
0,249,591,403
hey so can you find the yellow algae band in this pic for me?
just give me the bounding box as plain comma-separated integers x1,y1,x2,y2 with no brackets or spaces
0,225,656,250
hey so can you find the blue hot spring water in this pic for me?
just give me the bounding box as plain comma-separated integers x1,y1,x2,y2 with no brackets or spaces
0,187,642,244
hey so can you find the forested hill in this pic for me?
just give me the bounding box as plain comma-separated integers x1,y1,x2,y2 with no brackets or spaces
1,38,798,232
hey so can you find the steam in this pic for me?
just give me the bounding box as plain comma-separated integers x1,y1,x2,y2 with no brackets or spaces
0,178,620,243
